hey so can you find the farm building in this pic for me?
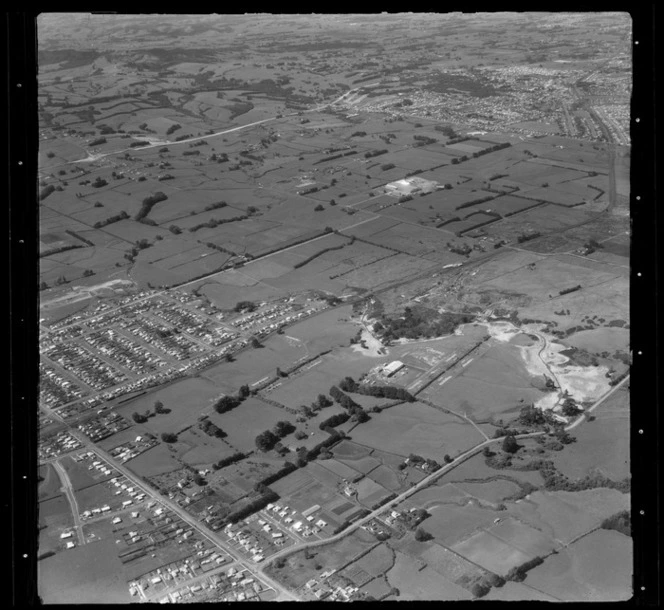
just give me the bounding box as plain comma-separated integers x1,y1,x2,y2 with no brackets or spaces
302,504,321,517
384,176,438,196
383,360,405,377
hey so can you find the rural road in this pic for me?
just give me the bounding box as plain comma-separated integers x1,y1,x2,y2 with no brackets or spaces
68,87,356,166
565,374,629,431
53,459,86,546
255,375,630,573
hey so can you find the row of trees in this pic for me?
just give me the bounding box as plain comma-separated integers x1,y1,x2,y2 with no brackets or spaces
188,213,251,232
93,210,129,229
337,376,415,402
212,452,245,470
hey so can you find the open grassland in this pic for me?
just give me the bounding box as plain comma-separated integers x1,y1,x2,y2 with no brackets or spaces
484,580,560,601
209,397,293,453
509,488,630,544
38,537,133,604
487,517,558,558
411,501,502,547
117,377,223,434
386,550,473,600
282,306,359,352
423,342,547,421
201,334,307,393
348,401,482,459
562,327,629,354
451,530,532,576
39,494,73,530
524,529,632,601
125,442,183,477
453,479,521,504
61,455,115,491
178,429,237,467
549,388,629,480
39,463,63,501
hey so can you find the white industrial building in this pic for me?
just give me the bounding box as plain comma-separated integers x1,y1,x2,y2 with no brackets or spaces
383,360,405,377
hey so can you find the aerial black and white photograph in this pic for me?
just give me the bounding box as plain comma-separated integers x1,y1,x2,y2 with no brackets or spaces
34,11,636,603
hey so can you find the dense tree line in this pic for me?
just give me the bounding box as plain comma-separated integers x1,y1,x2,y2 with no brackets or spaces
199,418,226,438
601,510,630,536
65,230,94,246
329,386,360,410
517,231,541,244
212,452,245,470
253,461,298,491
93,210,129,229
319,412,350,430
364,149,388,159
188,213,251,232
559,285,582,296
225,490,279,524
39,185,56,201
293,241,349,269
135,192,168,222
505,557,544,582
337,376,415,402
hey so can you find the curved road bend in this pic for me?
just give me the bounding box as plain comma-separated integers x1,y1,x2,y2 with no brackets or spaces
256,375,630,572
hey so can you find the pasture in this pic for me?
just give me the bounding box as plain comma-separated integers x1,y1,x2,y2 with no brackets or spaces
509,488,630,544
524,529,632,601
38,538,132,604
452,530,532,576
39,463,62,501
549,387,629,480
201,334,307,392
386,550,472,600
424,342,547,421
117,377,224,434
209,397,293,453
348,401,482,460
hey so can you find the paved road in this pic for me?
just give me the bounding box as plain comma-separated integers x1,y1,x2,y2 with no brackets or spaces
566,374,629,431
67,429,299,601
256,377,629,571
53,459,86,546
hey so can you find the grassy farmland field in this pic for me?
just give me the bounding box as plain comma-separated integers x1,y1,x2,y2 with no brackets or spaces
348,402,484,460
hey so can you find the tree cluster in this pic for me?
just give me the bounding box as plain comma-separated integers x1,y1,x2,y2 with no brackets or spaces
199,418,226,438
337,376,415,402
161,432,178,443
135,192,168,222
213,395,241,414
